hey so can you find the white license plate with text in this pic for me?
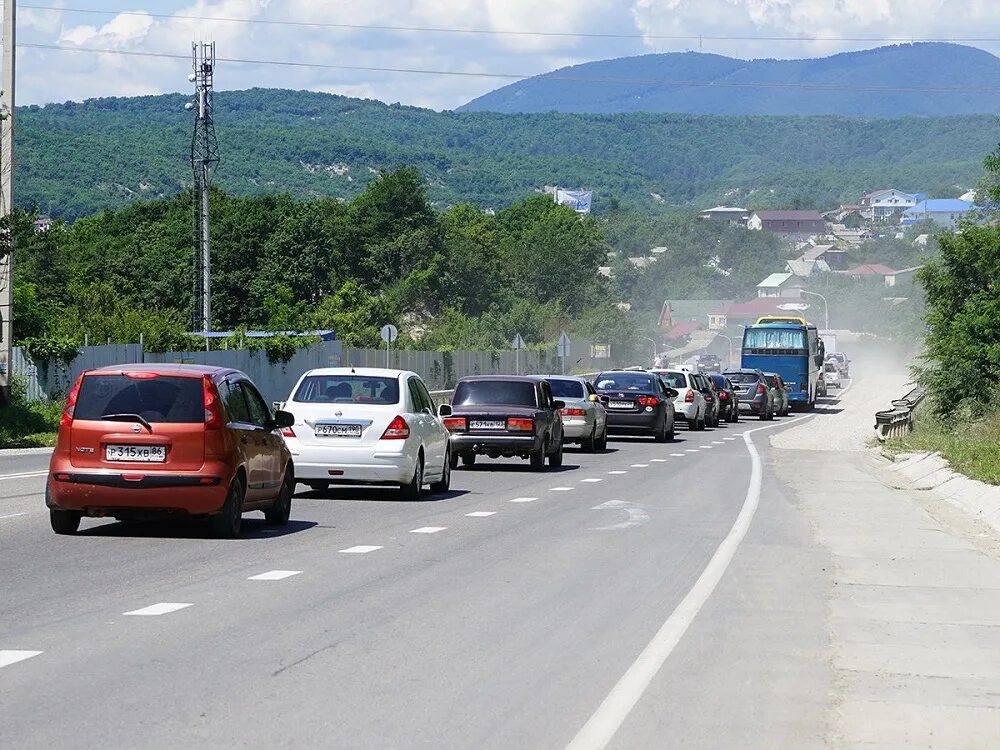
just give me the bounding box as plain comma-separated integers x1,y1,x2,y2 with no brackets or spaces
470,420,505,430
608,401,633,409
316,424,363,438
105,445,167,463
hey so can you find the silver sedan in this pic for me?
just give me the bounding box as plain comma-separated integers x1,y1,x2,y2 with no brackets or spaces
543,375,608,452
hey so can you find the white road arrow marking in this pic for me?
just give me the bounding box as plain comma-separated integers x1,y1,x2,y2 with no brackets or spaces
590,500,650,531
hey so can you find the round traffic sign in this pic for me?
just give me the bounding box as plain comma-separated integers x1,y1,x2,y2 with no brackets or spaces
380,324,399,343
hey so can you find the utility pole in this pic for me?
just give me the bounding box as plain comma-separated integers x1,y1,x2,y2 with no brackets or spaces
0,0,15,407
189,42,219,336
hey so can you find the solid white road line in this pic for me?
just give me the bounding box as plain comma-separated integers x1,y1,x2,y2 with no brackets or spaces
0,470,47,481
510,497,537,503
410,526,447,534
248,570,302,581
581,478,604,483
550,487,573,492
0,650,43,669
340,545,383,554
0,512,29,521
566,415,811,750
124,603,194,617
466,511,497,517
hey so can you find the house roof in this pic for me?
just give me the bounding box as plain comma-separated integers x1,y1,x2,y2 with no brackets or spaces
716,297,813,318
757,272,795,288
752,210,825,221
800,244,843,261
844,263,897,276
904,199,974,215
785,259,814,277
700,206,748,213
665,321,701,339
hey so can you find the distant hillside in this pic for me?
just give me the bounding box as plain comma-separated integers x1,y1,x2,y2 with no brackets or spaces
16,87,998,219
460,43,1000,116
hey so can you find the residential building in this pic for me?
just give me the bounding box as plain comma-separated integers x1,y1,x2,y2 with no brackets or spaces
698,206,749,224
710,297,818,329
843,263,897,279
786,258,831,278
757,272,803,298
901,199,977,230
747,210,826,235
859,189,919,223
885,266,923,288
800,243,849,271
659,299,733,333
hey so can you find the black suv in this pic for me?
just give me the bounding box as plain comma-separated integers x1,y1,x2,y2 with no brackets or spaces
443,376,565,471
593,370,677,442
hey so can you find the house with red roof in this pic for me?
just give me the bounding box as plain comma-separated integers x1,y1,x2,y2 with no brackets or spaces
710,297,819,328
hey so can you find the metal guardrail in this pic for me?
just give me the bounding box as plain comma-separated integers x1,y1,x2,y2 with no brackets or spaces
874,384,926,441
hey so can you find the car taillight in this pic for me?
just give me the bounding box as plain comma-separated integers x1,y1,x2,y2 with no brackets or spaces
281,426,296,438
718,391,728,400
637,396,660,407
559,408,587,417
756,383,767,395
381,415,410,440
124,371,159,380
684,389,695,403
203,376,225,430
507,417,535,432
443,416,467,432
60,374,85,428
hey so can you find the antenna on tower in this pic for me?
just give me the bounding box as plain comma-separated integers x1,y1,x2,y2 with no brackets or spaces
189,41,220,337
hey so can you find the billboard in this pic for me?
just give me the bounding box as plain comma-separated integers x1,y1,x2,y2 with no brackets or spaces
556,189,592,215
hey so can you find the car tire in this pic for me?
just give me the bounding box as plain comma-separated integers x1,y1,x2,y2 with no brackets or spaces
595,428,608,452
696,415,707,431
530,443,547,472
686,417,697,430
581,427,596,453
430,450,452,494
461,453,476,467
210,477,245,539
50,508,82,535
759,408,769,421
665,420,675,441
653,419,668,443
265,467,293,526
549,439,564,468
400,457,424,501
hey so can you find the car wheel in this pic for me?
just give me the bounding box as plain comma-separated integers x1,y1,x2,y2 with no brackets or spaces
50,508,82,535
210,476,245,539
665,420,675,441
461,453,476,467
653,419,668,443
595,428,608,451
581,427,596,453
430,450,452,494
264,467,293,526
549,439,564,468
400,457,424,501
696,415,707,431
686,417,697,430
530,443,547,471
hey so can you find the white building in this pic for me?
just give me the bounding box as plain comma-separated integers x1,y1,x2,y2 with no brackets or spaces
756,272,803,298
860,189,919,224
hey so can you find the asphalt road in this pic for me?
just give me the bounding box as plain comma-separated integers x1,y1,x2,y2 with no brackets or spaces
0,395,847,749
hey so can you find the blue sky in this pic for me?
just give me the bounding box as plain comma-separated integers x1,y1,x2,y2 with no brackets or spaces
14,1,1000,109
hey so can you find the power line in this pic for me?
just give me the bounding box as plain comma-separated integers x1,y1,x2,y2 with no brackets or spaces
18,42,1000,95
18,4,1000,44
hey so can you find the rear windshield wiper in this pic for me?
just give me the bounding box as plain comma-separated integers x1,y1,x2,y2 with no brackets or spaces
101,413,153,433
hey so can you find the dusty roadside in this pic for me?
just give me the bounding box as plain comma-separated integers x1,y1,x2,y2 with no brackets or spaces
771,362,1000,748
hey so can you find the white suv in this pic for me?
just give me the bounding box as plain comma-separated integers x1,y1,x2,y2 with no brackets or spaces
651,369,707,431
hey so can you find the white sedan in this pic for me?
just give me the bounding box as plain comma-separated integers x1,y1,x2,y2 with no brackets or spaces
279,367,451,499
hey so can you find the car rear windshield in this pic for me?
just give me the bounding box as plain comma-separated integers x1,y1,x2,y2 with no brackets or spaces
546,379,585,399
75,374,204,423
710,374,728,388
594,373,656,392
294,375,400,405
725,372,761,384
657,372,687,388
453,380,538,407
825,363,839,372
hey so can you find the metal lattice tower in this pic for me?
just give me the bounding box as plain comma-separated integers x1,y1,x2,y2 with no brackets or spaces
190,42,219,335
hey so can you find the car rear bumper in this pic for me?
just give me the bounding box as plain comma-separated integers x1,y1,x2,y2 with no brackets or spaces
47,469,229,515
287,443,417,484
561,417,592,441
737,397,767,414
606,412,660,433
450,434,543,455
674,403,698,420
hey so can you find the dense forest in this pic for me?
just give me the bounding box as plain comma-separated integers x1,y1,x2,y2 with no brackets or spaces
17,88,998,220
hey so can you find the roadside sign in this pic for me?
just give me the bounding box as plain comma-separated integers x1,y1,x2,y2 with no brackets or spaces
557,331,572,359
511,333,526,350
380,324,399,344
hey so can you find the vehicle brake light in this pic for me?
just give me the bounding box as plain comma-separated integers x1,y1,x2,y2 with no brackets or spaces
443,416,467,432
124,371,160,380
381,415,410,440
203,376,225,430
281,426,296,438
684,389,695,403
61,373,85,428
637,396,660,407
507,417,535,432
559,408,587,417
756,383,767,395
718,391,728,400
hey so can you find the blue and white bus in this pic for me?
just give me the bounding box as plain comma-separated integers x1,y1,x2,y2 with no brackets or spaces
740,321,824,409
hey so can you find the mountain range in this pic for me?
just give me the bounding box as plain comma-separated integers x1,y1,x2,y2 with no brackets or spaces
460,43,1000,117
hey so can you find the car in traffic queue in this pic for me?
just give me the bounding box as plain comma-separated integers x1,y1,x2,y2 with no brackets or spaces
442,376,565,471
46,364,295,538
542,375,608,452
692,371,721,427
764,372,791,416
709,373,740,423
823,360,843,389
724,368,775,421
696,353,722,373
828,352,850,378
817,367,829,397
651,369,707,431
279,368,452,500
593,370,677,442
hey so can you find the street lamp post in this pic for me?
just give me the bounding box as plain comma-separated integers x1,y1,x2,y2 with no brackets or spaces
715,334,735,368
642,337,658,364
801,290,829,330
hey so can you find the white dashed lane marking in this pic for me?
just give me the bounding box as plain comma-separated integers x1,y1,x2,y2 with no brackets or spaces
550,487,573,492
608,471,628,475
248,570,302,581
670,453,685,457
0,650,43,669
581,478,604,483
510,497,537,503
410,526,447,534
466,511,497,517
685,449,699,453
724,437,736,441
631,464,649,468
340,545,383,554
712,441,724,445
124,603,194,617
700,446,713,450
650,459,668,463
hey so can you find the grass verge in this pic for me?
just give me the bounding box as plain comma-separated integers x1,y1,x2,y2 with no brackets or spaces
887,411,1000,485
0,380,61,449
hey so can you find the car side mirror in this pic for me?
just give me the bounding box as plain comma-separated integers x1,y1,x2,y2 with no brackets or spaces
588,394,600,402
273,410,294,430
552,400,566,410
438,403,453,417
664,388,679,399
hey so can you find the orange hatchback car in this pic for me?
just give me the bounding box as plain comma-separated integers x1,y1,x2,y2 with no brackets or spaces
46,364,295,538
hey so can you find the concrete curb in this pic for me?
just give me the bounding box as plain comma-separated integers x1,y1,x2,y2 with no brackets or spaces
0,447,53,457
881,450,1000,535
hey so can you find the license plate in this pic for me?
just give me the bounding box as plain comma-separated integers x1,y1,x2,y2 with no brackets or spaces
469,420,505,430
315,423,363,438
105,445,166,463
738,402,752,411
608,401,633,409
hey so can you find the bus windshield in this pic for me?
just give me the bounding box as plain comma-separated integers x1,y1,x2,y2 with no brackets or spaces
743,327,807,351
